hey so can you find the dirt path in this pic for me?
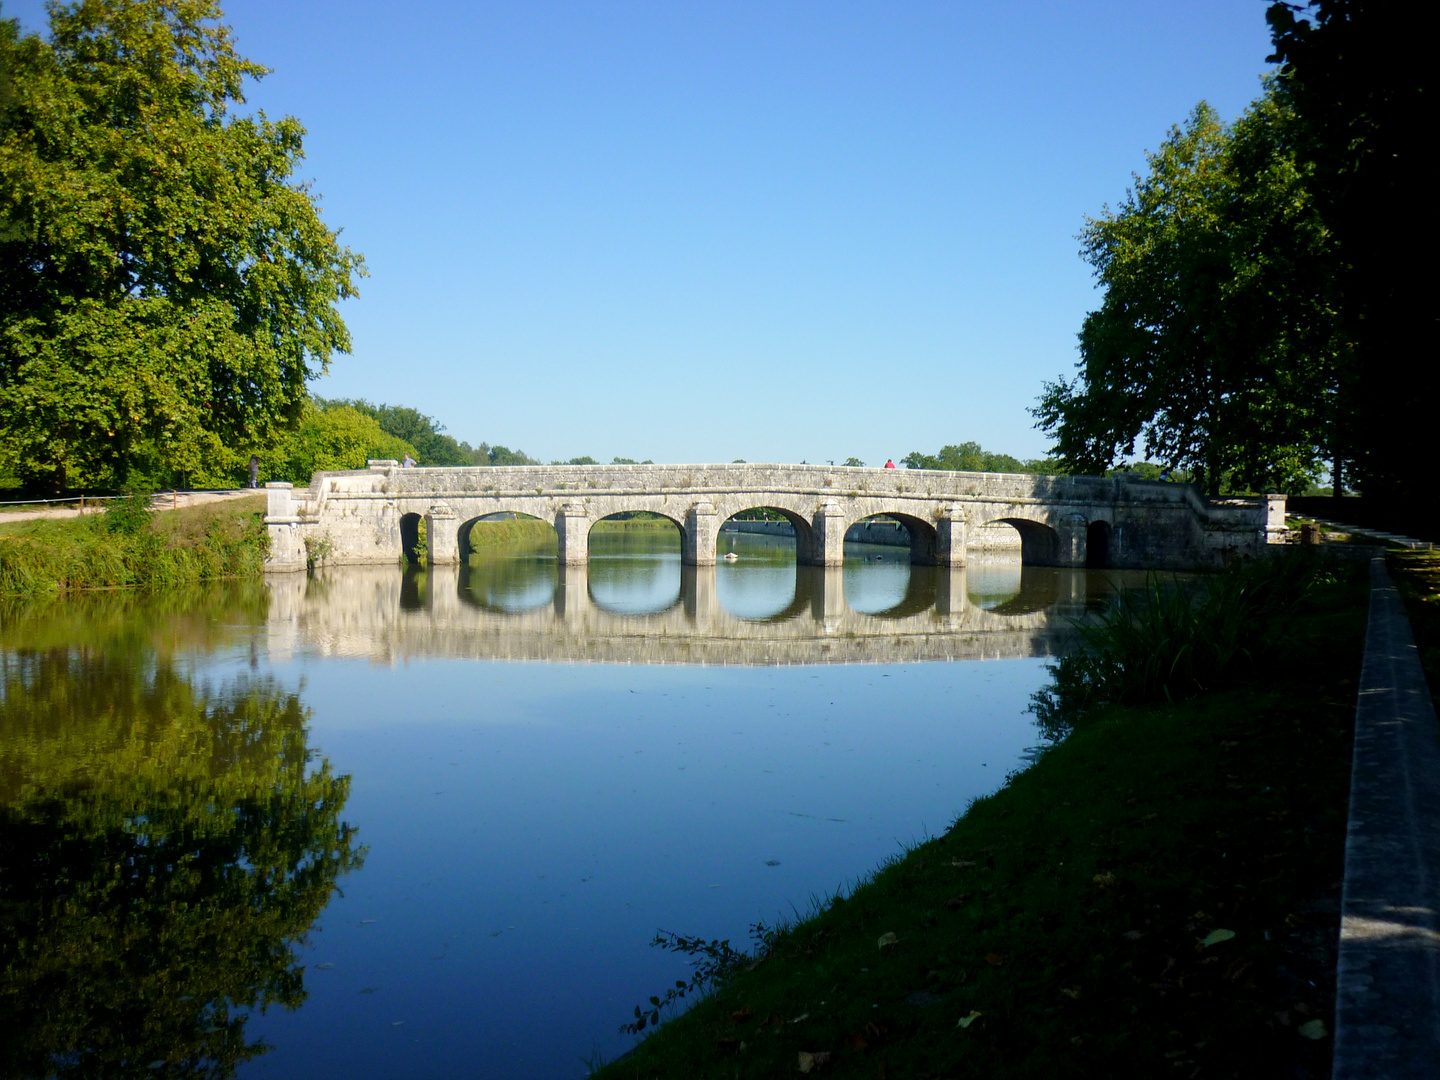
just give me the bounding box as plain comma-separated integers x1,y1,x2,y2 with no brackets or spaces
0,490,260,523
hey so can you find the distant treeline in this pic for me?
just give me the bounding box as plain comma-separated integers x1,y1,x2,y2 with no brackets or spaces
255,399,652,484
899,443,1063,474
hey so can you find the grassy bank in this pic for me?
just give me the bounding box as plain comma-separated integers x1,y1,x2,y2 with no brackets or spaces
596,563,1367,1079
0,496,268,597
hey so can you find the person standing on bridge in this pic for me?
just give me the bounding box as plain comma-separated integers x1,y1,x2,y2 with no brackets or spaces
884,459,896,469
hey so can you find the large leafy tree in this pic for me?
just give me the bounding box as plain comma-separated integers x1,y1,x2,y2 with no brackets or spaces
0,0,364,490
1267,1,1434,524
1033,91,1342,495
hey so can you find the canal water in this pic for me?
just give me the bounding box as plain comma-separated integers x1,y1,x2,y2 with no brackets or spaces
0,532,1137,1080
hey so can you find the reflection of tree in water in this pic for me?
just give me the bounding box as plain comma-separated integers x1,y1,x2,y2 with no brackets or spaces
0,650,363,1079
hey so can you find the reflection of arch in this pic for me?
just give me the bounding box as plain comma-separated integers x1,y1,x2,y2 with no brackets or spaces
719,507,814,563
848,513,938,566
987,566,1063,615
455,558,557,614
399,565,427,610
1086,521,1111,569
848,562,939,618
714,558,805,622
457,512,555,562
981,517,1061,566
400,513,423,564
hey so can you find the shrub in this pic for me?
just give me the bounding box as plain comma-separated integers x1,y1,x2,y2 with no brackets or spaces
1031,551,1332,740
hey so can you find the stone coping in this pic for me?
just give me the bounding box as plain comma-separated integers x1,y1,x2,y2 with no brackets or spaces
1334,558,1440,1077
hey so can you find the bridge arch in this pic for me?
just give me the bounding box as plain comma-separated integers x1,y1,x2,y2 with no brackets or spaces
847,512,937,566
716,506,816,564
587,510,683,546
457,512,556,563
1086,520,1112,569
978,516,1062,566
400,512,424,564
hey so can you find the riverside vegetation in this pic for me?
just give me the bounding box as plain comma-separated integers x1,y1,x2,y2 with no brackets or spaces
594,552,1364,1079
0,494,268,597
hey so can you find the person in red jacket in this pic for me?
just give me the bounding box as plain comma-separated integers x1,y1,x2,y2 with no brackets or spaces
884,459,896,469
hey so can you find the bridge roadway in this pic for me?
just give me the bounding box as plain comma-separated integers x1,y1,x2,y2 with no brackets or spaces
263,462,1286,573
264,562,1097,667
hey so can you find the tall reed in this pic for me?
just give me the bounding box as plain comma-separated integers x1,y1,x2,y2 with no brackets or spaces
1032,551,1332,740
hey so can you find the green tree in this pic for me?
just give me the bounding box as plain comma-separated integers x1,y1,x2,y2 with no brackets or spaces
901,442,1058,474
0,649,363,1078
1267,1,1433,517
1032,90,1340,495
0,1,363,491
322,398,473,467
463,442,539,466
257,403,415,484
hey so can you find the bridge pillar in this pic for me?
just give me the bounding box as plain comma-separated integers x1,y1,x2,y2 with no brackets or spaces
262,482,308,572
935,504,967,567
425,502,459,565
683,501,719,566
1058,512,1088,568
811,499,846,567
555,503,590,565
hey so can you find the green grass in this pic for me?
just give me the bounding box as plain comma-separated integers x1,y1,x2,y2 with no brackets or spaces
594,565,1367,1079
0,496,268,597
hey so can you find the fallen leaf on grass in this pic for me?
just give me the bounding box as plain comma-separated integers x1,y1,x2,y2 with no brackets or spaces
1297,1019,1328,1040
1199,929,1235,948
877,932,898,949
790,1012,810,1024
729,1006,752,1024
1092,872,1116,886
956,1010,982,1029
1059,987,1081,1000
797,1050,831,1073
944,893,971,910
985,952,1005,966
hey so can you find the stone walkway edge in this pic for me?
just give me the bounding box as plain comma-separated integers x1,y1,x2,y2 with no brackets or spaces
1334,558,1440,1078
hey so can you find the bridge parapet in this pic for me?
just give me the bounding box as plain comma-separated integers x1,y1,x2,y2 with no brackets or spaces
263,463,1284,573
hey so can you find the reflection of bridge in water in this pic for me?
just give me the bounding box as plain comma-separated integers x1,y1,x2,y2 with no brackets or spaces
265,561,1126,666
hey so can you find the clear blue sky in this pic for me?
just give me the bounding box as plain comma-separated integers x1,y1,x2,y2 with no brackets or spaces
9,1,1277,466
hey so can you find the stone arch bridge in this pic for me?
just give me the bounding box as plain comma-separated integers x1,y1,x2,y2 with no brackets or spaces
264,462,1285,573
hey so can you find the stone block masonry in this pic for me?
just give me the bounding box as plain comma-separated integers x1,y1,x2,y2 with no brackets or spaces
263,463,1286,573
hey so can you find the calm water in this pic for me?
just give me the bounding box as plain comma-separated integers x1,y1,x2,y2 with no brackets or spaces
0,532,1137,1080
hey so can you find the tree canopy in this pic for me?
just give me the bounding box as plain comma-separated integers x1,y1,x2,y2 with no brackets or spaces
902,442,1061,475
0,0,363,491
1033,88,1341,496
1266,0,1434,523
